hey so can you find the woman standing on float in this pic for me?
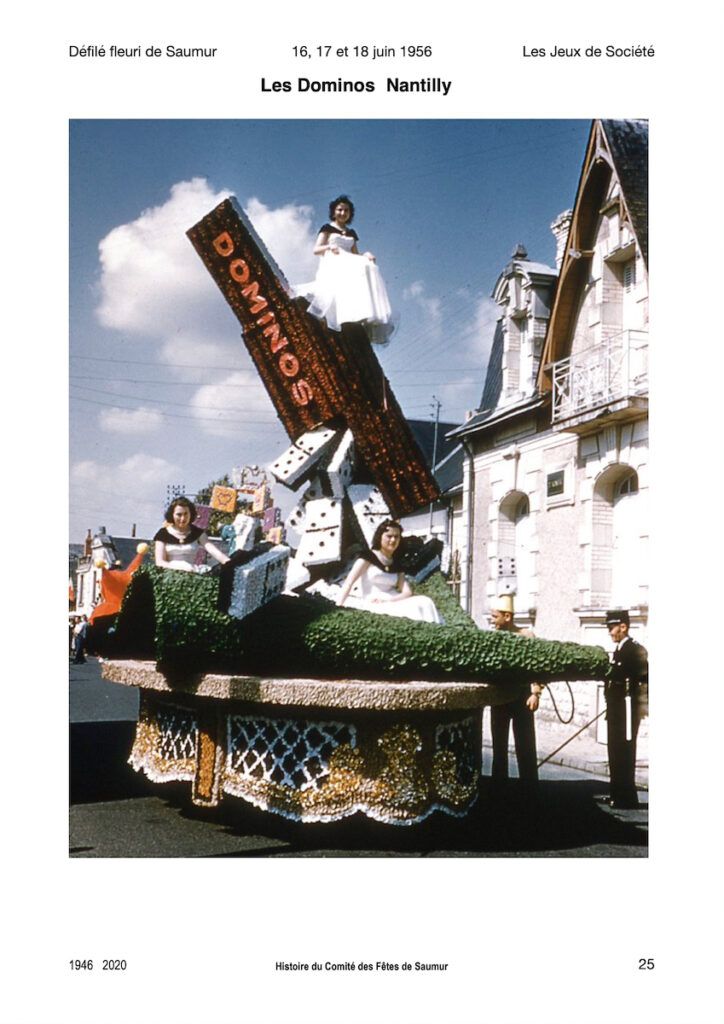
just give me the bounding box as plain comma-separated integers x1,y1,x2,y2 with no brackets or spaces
296,195,395,345
337,520,443,623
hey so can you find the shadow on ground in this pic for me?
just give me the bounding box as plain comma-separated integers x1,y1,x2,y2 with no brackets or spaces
70,722,647,858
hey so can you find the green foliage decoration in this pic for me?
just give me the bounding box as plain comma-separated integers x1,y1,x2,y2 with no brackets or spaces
415,572,477,629
101,567,611,685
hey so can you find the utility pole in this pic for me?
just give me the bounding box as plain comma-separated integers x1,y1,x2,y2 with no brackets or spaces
428,395,441,534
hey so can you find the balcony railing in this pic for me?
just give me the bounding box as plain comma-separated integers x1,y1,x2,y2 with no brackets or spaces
552,329,648,424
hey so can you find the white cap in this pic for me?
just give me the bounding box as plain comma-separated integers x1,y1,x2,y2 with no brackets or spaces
491,594,515,614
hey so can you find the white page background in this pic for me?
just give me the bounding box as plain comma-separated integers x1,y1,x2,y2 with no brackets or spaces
4,1,723,1021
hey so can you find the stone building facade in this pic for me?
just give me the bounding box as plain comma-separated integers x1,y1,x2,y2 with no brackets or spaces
449,119,649,749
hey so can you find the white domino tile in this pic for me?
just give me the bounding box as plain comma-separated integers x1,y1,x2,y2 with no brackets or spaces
323,429,355,497
270,426,341,489
347,484,391,547
284,556,312,592
284,476,326,536
296,523,342,566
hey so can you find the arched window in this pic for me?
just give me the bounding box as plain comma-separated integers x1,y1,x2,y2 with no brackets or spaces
615,470,639,498
591,465,645,607
498,491,533,608
512,493,530,522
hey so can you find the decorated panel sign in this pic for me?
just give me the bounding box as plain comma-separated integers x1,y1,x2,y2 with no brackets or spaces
187,198,439,516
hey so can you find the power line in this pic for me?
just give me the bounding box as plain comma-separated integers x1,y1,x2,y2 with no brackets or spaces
70,352,486,372
70,372,479,391
70,382,278,417
70,373,266,388
70,353,255,371
70,393,283,427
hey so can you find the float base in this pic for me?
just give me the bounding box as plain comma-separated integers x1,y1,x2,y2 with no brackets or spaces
102,661,514,825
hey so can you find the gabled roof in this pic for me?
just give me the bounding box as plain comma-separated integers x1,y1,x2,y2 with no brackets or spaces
537,119,648,389
601,119,648,267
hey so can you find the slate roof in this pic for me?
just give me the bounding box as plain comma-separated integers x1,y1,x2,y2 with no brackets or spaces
408,418,463,493
601,119,648,267
477,320,504,413
68,543,84,577
434,444,464,494
501,259,558,279
408,419,459,468
93,535,152,567
447,395,547,439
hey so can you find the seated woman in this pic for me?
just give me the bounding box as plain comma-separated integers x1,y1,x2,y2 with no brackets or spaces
295,194,395,345
337,520,443,624
154,496,230,573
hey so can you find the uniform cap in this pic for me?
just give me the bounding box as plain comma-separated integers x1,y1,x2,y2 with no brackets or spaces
605,608,630,627
492,594,515,614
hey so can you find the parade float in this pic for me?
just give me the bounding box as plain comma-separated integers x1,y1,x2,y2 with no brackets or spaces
94,198,610,825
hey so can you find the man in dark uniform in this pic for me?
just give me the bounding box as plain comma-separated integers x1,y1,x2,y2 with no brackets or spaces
605,609,648,808
489,595,543,790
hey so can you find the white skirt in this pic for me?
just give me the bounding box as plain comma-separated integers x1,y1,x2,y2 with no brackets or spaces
296,250,396,345
345,593,444,624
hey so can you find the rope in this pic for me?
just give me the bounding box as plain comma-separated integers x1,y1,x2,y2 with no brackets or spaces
537,708,606,769
545,680,576,725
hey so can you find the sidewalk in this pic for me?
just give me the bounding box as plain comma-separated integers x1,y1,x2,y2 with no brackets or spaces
532,721,648,790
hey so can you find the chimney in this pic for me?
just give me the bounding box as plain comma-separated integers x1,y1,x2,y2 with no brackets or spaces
84,529,92,556
551,210,572,270
131,523,136,538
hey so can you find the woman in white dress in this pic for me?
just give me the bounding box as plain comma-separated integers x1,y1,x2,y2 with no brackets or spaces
296,195,395,345
337,520,443,624
154,497,230,573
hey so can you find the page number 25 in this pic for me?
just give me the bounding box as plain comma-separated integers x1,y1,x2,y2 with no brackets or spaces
638,958,655,970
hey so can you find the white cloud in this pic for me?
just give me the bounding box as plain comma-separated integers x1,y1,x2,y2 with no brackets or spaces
93,181,320,448
403,279,442,328
440,296,500,416
98,406,163,434
462,296,500,367
190,371,276,438
96,178,232,336
96,181,318,343
244,197,317,284
385,291,500,425
71,453,182,536
159,333,239,373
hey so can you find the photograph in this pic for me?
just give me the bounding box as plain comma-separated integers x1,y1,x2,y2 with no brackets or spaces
5,1,724,1020
69,118,649,857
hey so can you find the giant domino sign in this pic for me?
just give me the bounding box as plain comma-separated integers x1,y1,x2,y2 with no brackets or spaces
187,198,439,517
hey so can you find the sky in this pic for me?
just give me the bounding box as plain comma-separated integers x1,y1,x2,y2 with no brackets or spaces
70,119,590,541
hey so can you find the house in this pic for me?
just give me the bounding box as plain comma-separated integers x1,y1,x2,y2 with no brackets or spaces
73,528,151,617
402,419,464,576
448,119,648,743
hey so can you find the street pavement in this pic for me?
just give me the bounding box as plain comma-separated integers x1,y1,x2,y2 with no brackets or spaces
69,659,648,858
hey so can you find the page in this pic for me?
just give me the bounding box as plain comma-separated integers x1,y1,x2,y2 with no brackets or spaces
5,1,723,1021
